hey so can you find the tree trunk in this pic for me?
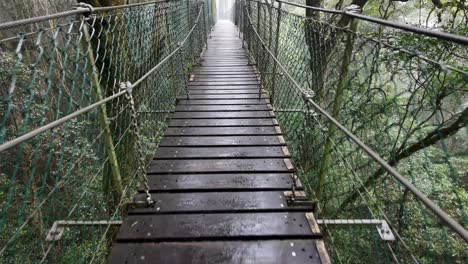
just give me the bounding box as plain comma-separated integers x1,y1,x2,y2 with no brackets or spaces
316,18,359,208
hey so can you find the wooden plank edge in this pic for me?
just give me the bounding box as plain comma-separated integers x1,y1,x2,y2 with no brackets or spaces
305,212,321,234
316,240,332,264
283,158,295,171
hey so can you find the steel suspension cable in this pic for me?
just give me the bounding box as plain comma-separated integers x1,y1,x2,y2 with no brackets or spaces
0,0,172,31
275,0,468,45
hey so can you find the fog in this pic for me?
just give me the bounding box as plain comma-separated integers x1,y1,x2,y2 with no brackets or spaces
216,0,235,21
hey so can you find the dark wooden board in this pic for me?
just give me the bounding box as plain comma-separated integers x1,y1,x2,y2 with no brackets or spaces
192,74,257,78
159,135,285,147
193,66,252,69
108,240,323,264
200,58,249,61
192,70,256,74
202,52,246,55
188,81,259,86
188,85,259,90
202,54,247,57
188,89,259,94
202,58,249,61
178,99,267,105
201,60,249,63
147,158,292,174
189,78,259,83
172,111,273,119
164,126,280,136
175,105,270,112
200,64,250,67
115,212,319,241
145,173,296,192
193,67,254,71
129,191,310,214
168,118,276,127
184,94,266,99
154,146,289,159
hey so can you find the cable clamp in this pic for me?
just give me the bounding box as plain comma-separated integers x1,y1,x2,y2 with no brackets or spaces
119,81,133,94
73,2,95,15
344,4,362,15
301,90,315,102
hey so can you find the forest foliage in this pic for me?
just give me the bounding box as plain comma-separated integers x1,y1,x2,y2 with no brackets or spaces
241,0,467,263
0,0,465,263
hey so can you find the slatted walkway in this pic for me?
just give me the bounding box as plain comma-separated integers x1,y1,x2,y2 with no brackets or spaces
108,20,330,264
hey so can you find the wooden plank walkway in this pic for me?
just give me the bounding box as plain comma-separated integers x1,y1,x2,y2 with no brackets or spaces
108,20,330,264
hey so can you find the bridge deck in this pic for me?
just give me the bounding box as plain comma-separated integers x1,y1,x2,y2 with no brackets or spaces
108,21,330,264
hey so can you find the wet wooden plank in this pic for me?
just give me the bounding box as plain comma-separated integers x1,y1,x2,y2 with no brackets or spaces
168,118,276,127
202,54,248,58
201,60,249,63
164,127,280,136
189,81,259,86
178,99,267,105
129,191,309,214
159,135,285,146
200,64,250,67
192,74,257,78
145,173,296,192
192,67,255,72
202,52,246,55
116,212,320,241
192,70,256,75
147,158,290,174
190,75,258,83
154,146,289,159
108,240,323,264
148,158,292,174
193,65,252,69
175,104,270,112
188,85,259,90
172,111,273,119
188,89,259,94
183,94,266,99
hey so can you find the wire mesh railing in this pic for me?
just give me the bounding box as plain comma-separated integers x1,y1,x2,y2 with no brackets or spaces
0,0,213,262
236,0,467,263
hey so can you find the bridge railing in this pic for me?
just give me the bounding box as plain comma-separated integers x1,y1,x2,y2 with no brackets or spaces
237,0,467,263
0,0,213,262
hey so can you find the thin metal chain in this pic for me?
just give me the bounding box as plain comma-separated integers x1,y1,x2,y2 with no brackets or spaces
121,82,154,206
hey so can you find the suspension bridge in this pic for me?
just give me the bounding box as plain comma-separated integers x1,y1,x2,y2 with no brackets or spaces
0,0,467,263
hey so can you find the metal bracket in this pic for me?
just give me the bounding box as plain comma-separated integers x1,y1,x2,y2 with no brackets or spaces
45,220,122,241
73,2,95,15
376,220,395,241
283,190,316,209
316,219,395,241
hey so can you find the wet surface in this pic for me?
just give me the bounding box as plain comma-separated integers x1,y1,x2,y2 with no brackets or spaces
109,240,322,264
116,212,319,241
109,20,327,264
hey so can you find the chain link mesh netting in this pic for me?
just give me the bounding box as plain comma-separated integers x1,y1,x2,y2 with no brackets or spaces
0,0,213,262
237,0,467,263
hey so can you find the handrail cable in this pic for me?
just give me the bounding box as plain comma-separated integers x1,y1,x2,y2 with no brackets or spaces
275,0,468,45
242,0,468,242
0,0,172,31
0,2,204,154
